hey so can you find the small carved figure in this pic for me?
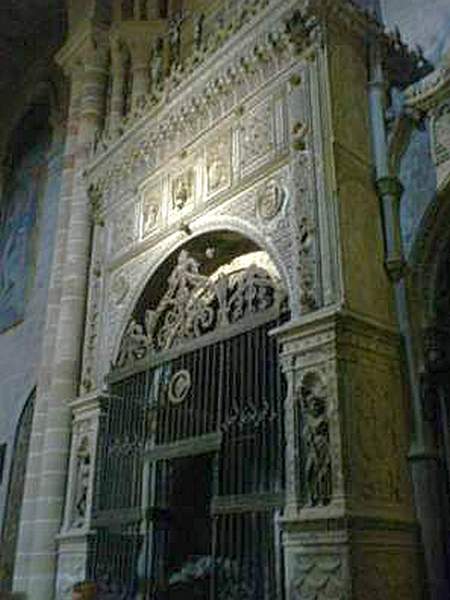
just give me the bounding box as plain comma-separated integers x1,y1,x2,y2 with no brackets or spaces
72,438,91,528
168,16,182,71
150,37,164,94
193,13,205,54
300,373,332,507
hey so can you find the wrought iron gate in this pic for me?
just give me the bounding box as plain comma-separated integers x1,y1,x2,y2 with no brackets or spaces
89,250,288,599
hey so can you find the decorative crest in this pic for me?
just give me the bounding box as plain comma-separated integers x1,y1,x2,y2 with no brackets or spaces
115,250,286,368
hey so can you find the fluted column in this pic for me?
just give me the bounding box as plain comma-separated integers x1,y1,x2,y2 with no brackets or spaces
13,25,108,600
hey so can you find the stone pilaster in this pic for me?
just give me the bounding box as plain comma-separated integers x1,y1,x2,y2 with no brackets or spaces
275,308,421,599
55,392,104,600
13,24,108,600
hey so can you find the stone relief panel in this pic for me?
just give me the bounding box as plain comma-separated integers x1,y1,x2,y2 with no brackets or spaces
109,201,138,257
289,552,347,600
141,180,162,238
170,166,196,215
297,371,332,508
205,129,232,197
350,365,408,506
240,98,275,175
353,546,419,600
70,435,91,529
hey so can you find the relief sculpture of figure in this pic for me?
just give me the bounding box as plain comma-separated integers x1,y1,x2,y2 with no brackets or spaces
72,438,91,528
300,374,332,507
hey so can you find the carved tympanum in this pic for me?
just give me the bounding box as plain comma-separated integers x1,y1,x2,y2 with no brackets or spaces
116,250,286,368
298,372,332,507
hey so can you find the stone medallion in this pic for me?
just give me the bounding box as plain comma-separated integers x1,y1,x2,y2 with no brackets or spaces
257,179,285,221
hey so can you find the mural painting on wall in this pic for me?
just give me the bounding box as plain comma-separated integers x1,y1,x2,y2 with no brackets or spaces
0,150,45,333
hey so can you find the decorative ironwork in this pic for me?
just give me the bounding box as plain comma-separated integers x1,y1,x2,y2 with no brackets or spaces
115,250,286,368
167,369,191,405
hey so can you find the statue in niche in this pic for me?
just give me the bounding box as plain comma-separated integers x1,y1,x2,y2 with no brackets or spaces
72,437,91,528
150,37,164,95
300,373,332,507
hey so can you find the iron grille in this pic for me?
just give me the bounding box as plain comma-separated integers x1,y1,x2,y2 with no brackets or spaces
89,314,287,599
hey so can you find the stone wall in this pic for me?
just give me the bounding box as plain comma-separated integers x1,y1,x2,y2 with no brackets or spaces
0,132,64,538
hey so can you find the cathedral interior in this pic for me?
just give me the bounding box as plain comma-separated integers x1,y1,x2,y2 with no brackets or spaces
0,1,450,598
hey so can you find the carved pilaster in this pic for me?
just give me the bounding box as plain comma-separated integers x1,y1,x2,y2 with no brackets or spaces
274,308,421,599
55,392,105,600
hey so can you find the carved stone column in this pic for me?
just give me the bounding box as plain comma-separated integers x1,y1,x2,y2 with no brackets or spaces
13,25,108,600
55,393,104,600
121,21,166,112
12,67,85,595
275,309,421,599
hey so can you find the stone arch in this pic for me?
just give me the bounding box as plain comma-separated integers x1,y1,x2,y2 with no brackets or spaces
408,180,450,591
408,180,450,368
0,389,35,591
111,224,290,368
108,217,293,362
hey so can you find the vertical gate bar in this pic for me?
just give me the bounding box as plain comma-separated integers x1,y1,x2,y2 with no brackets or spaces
203,343,210,434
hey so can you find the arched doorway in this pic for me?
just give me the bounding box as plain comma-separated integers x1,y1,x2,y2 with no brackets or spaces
408,190,450,597
0,390,35,591
89,232,289,598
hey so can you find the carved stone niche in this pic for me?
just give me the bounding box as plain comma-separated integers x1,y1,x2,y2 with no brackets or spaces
140,181,161,238
297,371,332,509
171,167,195,213
61,392,104,534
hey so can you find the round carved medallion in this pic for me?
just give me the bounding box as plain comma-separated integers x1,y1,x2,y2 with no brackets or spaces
168,369,191,405
257,179,285,221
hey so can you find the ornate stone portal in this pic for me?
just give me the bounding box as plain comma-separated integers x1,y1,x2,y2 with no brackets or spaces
14,0,426,598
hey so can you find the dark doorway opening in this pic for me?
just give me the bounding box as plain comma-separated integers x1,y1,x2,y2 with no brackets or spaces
165,453,213,599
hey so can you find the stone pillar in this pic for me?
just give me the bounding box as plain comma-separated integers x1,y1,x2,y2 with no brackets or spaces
127,29,151,110
55,393,104,600
275,309,421,599
109,31,127,134
13,25,108,600
13,69,84,594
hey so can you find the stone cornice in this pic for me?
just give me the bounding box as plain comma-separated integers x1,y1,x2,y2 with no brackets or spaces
405,64,450,113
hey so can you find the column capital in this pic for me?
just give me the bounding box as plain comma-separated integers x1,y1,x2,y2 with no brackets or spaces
55,22,109,80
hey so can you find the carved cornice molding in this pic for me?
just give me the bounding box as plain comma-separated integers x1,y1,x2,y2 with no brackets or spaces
405,64,450,113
